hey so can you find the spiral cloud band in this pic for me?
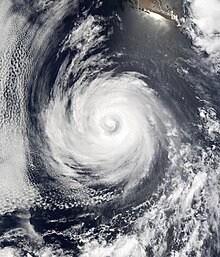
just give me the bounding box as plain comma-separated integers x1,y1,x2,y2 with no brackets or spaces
44,72,175,192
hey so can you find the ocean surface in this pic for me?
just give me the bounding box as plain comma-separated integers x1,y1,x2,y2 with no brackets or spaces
0,0,219,256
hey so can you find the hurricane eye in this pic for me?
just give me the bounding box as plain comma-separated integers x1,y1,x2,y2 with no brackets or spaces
101,116,120,134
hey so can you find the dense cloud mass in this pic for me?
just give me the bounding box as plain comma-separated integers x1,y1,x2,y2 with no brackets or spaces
184,0,220,71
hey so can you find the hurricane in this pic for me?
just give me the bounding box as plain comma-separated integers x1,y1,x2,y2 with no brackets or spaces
0,0,219,257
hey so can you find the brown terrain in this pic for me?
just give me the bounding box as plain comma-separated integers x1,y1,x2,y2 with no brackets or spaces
138,0,179,22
